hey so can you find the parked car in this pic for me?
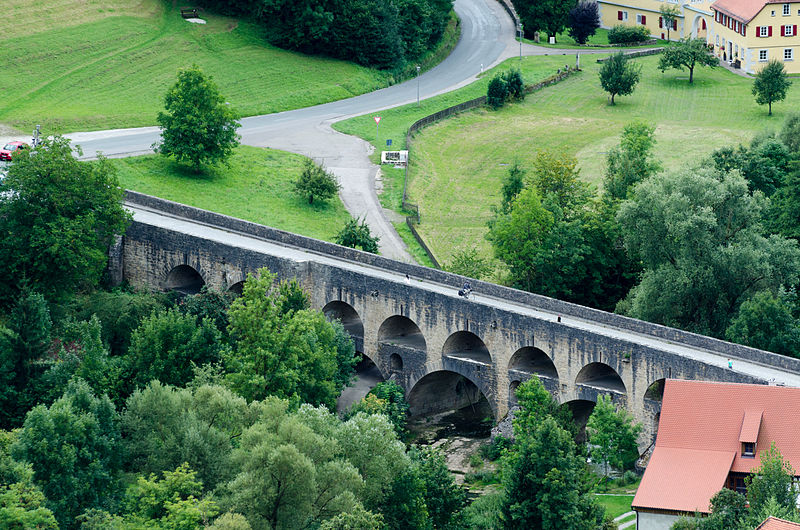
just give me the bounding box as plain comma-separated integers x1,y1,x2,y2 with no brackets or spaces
0,141,29,161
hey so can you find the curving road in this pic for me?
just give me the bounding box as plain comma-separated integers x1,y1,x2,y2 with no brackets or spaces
66,0,518,261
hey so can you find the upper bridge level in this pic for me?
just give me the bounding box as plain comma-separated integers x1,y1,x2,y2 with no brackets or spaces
114,192,800,443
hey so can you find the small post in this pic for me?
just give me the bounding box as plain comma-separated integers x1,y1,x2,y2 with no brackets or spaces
518,22,524,65
576,52,580,70
416,65,421,107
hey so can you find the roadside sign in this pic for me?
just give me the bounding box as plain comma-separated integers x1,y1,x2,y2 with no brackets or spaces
386,139,392,146
374,116,381,124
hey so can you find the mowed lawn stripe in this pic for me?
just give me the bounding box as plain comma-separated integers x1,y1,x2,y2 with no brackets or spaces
407,54,797,265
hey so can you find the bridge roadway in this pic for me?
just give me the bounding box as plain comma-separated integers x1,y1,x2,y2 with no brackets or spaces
128,202,800,389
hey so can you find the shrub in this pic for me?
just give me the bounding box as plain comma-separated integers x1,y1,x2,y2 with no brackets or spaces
480,435,512,461
487,74,509,109
607,25,650,44
504,69,525,100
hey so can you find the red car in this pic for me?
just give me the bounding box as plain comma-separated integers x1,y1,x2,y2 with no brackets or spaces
0,141,29,161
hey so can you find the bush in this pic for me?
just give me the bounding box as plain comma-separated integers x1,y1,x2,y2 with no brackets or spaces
487,74,508,109
480,435,512,461
607,25,650,44
504,69,525,100
621,470,638,485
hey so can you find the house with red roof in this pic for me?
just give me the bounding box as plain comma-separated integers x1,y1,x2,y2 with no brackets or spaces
757,516,800,529
632,379,800,530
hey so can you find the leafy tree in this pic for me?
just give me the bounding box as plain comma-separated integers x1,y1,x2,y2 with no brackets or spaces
659,4,680,41
380,465,428,529
770,167,800,240
127,308,227,389
12,378,121,529
617,165,800,337
586,394,642,474
504,69,525,100
0,136,130,305
726,290,800,357
179,286,235,337
414,447,466,529
335,217,380,253
487,74,509,109
778,112,800,154
513,0,578,41
603,122,661,201
154,65,240,171
711,139,792,197
319,504,384,530
0,481,59,529
658,38,717,84
461,489,504,529
347,381,410,438
445,245,494,280
333,0,404,69
209,512,254,530
599,52,642,105
753,59,793,116
226,269,351,408
701,488,747,530
501,417,603,529
568,1,600,44
513,377,576,439
294,159,341,205
499,162,526,214
745,443,799,514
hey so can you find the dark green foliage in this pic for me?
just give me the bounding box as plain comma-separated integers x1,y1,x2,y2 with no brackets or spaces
604,122,661,201
607,25,650,44
512,0,577,40
726,290,800,357
658,38,717,84
347,381,410,437
500,162,526,214
568,1,600,45
487,74,509,109
599,51,641,104
0,136,130,306
701,488,747,530
179,286,235,338
155,65,241,171
501,417,603,529
335,217,380,253
618,165,800,337
753,59,793,115
331,320,358,391
745,443,799,514
0,480,59,529
396,0,433,59
779,112,800,154
12,378,121,529
294,159,341,205
333,0,404,70
127,308,227,390
513,377,578,438
504,69,525,101
710,138,792,196
769,168,800,240
587,394,642,473
480,436,513,461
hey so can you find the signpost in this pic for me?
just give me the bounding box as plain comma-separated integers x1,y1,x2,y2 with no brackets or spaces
386,139,392,147
374,116,381,147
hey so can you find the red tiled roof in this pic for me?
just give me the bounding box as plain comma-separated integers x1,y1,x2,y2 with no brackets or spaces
634,380,800,513
757,516,800,529
632,448,735,513
711,0,794,23
739,410,762,443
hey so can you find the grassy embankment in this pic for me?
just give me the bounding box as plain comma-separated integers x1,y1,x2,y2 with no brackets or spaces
0,0,394,133
375,54,800,266
110,147,351,242
529,27,668,48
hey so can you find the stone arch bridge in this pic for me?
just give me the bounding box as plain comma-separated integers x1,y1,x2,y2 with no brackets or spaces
114,193,800,445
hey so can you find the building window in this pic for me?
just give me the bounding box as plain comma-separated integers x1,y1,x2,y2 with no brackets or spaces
784,3,791,15
621,11,628,21
785,25,795,37
743,442,755,456
772,10,776,16
636,14,647,25
760,26,770,37
716,35,720,46
760,49,768,61
786,48,794,61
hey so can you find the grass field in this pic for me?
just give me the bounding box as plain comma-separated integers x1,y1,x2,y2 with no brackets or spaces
595,494,635,520
111,146,352,242
530,28,667,48
1,0,397,132
403,54,800,266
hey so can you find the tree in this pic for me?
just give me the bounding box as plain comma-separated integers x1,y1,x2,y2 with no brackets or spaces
226,269,351,409
658,38,717,84
726,290,800,357
0,136,130,305
568,1,600,45
513,377,576,439
335,217,380,253
501,417,603,529
347,381,410,438
504,69,525,100
599,52,642,105
779,112,800,154
154,65,240,171
770,168,800,240
412,447,466,529
0,481,59,529
702,488,747,530
617,165,800,337
659,4,680,41
711,138,792,197
499,162,526,214
753,59,793,116
127,308,227,389
745,443,799,514
445,245,494,280
12,378,121,529
512,0,578,41
603,122,661,201
586,394,642,474
294,159,341,205
487,74,508,109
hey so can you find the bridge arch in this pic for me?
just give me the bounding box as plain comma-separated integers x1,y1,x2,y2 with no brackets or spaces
644,378,666,404
378,315,427,351
562,399,596,443
323,300,364,339
166,265,205,294
407,369,493,418
509,380,521,405
227,281,245,296
442,331,492,366
575,362,625,394
508,347,558,380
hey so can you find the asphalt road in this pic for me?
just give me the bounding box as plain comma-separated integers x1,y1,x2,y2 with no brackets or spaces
129,202,800,388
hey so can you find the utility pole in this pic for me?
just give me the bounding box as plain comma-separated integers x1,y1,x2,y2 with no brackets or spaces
416,65,421,106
